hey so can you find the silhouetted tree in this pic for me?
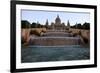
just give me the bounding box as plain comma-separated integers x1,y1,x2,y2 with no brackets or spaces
77,23,82,29
82,22,90,29
31,22,37,28
31,22,44,28
70,22,90,30
21,20,30,28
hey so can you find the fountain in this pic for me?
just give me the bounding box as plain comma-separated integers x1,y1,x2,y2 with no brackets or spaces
29,30,81,46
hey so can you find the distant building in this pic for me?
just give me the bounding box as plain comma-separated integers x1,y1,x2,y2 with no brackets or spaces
45,15,70,30
50,15,66,30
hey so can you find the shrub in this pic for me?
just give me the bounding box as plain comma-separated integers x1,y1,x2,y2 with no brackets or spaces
30,30,41,36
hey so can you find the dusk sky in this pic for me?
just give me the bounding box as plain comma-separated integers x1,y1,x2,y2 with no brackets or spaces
21,10,90,26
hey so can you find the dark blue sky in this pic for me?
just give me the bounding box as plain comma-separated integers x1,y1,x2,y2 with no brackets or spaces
21,10,90,25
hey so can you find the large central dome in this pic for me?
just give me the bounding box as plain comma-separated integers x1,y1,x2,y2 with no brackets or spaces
50,14,65,30
55,15,61,25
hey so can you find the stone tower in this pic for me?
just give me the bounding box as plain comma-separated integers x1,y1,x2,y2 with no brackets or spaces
45,19,49,29
67,20,70,29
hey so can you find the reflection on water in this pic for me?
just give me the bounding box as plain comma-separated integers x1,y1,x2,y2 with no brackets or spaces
21,45,90,63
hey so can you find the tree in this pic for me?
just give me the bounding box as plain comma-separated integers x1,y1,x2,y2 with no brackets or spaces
77,23,82,29
82,22,90,29
31,22,37,28
21,20,30,28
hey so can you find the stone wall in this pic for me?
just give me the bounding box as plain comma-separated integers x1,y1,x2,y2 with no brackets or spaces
69,28,90,44
21,29,30,44
21,28,46,44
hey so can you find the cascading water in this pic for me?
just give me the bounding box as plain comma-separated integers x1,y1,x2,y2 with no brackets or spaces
29,30,81,46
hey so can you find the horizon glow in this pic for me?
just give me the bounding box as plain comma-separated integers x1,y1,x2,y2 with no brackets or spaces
21,10,90,26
